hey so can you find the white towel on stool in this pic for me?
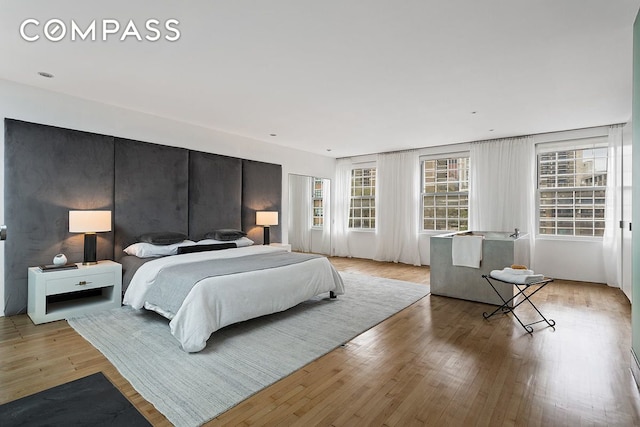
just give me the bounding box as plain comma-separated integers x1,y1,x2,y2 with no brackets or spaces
503,267,535,276
490,269,545,284
452,235,483,268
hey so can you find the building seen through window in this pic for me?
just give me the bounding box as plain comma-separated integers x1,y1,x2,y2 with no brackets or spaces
349,168,376,229
422,157,470,231
538,147,607,237
312,178,324,227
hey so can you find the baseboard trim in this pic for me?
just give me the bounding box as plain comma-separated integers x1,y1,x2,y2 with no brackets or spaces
632,348,640,392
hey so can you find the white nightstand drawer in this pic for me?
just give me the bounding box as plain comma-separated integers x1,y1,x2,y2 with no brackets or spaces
46,272,115,296
28,260,122,324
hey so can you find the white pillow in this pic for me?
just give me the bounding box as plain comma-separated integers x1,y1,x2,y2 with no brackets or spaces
197,237,254,247
123,240,196,258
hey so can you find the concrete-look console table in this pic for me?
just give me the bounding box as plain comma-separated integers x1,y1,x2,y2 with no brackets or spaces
430,231,530,306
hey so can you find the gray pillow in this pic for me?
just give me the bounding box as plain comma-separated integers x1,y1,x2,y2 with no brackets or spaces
137,231,187,246
203,229,247,241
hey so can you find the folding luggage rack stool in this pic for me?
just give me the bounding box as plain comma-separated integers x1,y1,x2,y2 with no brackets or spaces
481,274,556,333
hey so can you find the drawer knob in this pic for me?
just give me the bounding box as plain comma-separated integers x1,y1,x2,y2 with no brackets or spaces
76,280,92,286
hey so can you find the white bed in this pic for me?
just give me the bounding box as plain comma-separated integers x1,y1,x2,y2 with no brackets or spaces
123,245,344,352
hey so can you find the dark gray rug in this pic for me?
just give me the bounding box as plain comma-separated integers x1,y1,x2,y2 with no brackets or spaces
0,372,151,426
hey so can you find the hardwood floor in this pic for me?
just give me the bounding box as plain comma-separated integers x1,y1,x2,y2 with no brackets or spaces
2,257,639,426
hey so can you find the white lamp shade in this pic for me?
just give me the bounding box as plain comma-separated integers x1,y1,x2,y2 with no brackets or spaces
256,211,278,226
69,210,112,233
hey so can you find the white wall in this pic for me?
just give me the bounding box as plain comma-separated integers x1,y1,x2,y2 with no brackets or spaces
0,79,336,316
535,238,605,283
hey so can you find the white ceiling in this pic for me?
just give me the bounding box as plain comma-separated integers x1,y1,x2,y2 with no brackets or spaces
1,0,639,158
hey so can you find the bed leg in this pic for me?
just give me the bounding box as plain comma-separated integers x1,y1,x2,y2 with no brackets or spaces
330,291,337,299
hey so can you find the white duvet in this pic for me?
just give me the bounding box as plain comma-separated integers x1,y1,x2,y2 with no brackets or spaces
123,245,345,352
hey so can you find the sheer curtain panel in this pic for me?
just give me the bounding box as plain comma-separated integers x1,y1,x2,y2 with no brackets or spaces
469,137,536,268
332,158,352,257
288,175,312,252
373,150,421,266
321,178,332,255
602,124,623,287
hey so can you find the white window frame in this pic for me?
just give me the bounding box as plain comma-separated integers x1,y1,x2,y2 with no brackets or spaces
312,177,324,229
349,166,376,230
420,153,470,232
536,137,608,239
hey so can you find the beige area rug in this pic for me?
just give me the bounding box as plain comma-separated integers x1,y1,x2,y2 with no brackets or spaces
68,273,429,426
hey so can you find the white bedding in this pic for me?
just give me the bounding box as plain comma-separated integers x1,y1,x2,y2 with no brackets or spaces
123,245,345,352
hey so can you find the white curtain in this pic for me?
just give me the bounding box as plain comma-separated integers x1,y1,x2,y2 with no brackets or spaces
288,175,312,252
320,178,332,255
332,158,352,257
469,136,536,268
373,150,421,266
602,124,623,287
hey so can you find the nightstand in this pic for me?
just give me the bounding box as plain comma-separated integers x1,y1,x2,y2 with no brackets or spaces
269,243,292,252
27,260,122,325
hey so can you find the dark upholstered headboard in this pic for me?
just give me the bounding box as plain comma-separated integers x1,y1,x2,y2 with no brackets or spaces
4,119,282,315
113,137,190,258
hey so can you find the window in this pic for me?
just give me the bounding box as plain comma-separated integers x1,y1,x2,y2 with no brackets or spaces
312,178,324,228
422,156,470,231
349,167,376,229
537,145,607,237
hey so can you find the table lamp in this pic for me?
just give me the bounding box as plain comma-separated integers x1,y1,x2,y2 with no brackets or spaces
69,210,112,264
256,211,278,245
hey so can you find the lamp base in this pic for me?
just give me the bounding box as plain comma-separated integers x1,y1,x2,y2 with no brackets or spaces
83,233,98,265
263,226,270,245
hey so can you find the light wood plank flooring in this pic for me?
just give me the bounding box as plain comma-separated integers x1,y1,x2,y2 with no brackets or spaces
1,257,639,426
